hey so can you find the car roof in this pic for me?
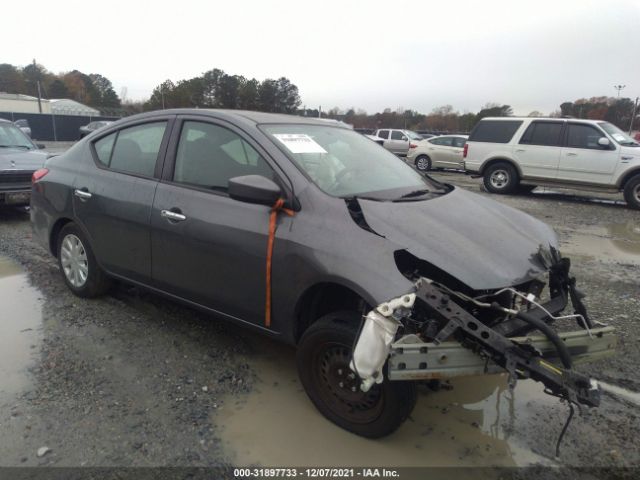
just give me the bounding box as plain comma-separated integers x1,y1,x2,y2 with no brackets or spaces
481,116,602,124
120,109,346,127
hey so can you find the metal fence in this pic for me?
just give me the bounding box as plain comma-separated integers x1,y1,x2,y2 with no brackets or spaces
0,111,121,141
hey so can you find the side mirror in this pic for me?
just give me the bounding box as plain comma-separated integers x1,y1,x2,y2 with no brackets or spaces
598,137,611,148
401,136,408,141
228,175,281,206
36,144,46,149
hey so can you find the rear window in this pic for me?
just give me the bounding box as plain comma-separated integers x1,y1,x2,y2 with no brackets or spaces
468,120,523,143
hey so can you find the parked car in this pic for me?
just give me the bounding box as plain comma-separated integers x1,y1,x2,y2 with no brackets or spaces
364,134,385,146
0,119,47,207
372,129,424,156
407,134,468,171
14,119,32,138
79,121,113,139
464,118,640,208
31,109,613,440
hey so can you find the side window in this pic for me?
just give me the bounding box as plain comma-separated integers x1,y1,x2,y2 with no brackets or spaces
377,130,389,139
430,137,454,146
468,120,523,143
566,124,607,150
452,137,467,148
94,132,116,166
390,130,405,140
107,122,167,177
520,122,563,146
173,121,274,191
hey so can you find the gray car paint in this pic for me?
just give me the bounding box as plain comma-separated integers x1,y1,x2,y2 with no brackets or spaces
30,109,558,344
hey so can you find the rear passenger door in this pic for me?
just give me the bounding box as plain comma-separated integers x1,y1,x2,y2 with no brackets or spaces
556,123,620,184
75,118,173,282
150,117,289,326
426,136,456,167
513,120,564,179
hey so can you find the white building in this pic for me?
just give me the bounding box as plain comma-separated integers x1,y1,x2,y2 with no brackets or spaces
49,98,100,116
0,92,52,114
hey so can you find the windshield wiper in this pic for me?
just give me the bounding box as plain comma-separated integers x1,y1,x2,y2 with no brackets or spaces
0,145,31,149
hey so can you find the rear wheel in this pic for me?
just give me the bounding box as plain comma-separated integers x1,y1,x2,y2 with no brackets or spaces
57,223,111,297
483,162,519,194
415,155,432,172
623,175,640,210
297,311,417,438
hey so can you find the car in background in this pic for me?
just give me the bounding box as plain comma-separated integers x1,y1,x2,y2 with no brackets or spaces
14,119,32,138
0,119,48,207
408,135,468,171
418,133,436,140
79,121,113,139
372,129,424,156
464,117,640,209
365,134,385,146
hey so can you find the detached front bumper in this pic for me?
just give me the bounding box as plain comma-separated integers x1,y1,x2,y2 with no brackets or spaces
388,326,617,381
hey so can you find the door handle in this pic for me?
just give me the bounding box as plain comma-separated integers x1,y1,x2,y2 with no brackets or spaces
515,149,526,153
74,188,92,200
566,152,578,157
160,209,187,222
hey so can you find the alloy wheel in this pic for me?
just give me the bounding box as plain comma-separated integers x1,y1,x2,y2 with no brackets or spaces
60,234,89,287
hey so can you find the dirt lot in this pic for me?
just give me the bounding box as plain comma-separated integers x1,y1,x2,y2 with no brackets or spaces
0,161,639,476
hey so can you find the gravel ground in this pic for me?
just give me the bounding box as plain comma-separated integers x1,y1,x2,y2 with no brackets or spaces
0,156,638,475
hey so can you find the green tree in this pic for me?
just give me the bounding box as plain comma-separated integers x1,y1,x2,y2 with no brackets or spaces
47,79,69,98
89,73,121,107
0,64,24,93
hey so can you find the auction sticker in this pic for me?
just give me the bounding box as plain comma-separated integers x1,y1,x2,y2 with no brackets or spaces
273,134,327,154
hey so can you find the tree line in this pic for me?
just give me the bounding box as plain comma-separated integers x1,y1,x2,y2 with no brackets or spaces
0,62,121,110
319,97,637,133
144,68,301,113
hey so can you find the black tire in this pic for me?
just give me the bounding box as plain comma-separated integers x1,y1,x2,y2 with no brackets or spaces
296,311,417,438
57,223,111,298
518,184,537,194
623,175,640,210
414,155,431,172
483,162,519,194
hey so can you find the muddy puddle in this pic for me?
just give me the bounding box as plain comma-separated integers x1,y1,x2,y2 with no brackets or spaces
218,342,560,468
0,256,43,399
560,220,640,265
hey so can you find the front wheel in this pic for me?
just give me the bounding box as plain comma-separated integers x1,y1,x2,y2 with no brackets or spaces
623,175,640,210
296,311,417,438
483,162,519,194
415,155,431,172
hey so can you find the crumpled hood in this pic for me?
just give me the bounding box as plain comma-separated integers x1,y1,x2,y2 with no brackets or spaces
359,187,558,290
0,149,48,172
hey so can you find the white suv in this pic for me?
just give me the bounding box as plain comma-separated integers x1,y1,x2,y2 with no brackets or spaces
463,117,640,209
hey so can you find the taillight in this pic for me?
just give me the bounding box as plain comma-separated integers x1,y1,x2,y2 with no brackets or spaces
32,168,49,184
463,144,469,158
409,143,418,149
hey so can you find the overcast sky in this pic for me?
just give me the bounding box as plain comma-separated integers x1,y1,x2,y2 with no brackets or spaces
5,0,639,115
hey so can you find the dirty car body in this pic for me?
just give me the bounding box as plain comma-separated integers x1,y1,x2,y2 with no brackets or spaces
30,109,614,445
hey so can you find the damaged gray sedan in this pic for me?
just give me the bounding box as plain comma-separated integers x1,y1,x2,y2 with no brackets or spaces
30,110,615,448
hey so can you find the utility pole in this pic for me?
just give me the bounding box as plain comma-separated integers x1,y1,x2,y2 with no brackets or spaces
614,84,626,98
318,105,322,118
160,84,165,110
33,59,43,113
629,96,639,135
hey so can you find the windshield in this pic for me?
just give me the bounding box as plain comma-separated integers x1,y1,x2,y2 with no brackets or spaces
598,122,639,146
263,124,446,200
405,130,423,141
0,122,35,149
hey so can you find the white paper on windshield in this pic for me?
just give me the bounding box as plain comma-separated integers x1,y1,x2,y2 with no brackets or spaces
273,134,327,154
612,133,626,142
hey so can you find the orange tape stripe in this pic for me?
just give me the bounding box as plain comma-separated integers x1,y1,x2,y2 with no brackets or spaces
265,198,294,327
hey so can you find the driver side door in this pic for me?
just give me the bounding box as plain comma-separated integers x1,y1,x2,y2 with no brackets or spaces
150,117,289,326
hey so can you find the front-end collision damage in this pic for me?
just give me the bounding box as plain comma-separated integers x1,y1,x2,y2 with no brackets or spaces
350,252,616,455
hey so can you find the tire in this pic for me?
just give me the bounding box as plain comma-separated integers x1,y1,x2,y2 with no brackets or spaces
623,175,640,210
483,162,519,194
518,184,537,194
296,311,417,438
57,223,111,298
414,155,431,172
